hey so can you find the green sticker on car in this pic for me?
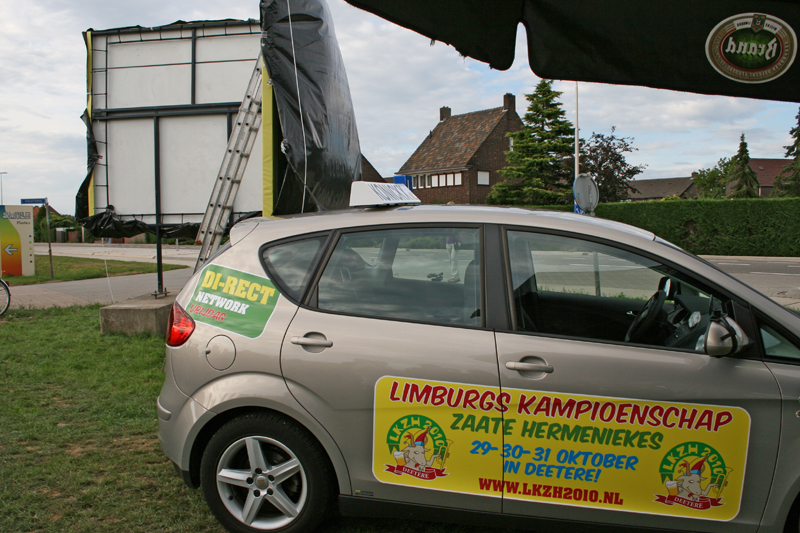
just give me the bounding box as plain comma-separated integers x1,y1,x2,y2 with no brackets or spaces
188,265,280,338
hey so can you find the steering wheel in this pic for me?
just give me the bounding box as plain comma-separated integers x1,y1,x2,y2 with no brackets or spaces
625,290,666,343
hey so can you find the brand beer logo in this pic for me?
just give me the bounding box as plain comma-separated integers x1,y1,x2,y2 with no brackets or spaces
384,415,452,481
706,13,797,84
655,442,732,511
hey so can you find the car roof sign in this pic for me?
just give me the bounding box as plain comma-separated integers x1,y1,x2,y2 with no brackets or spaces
349,181,421,207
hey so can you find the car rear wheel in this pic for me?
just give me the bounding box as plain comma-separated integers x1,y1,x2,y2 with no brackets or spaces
200,413,333,533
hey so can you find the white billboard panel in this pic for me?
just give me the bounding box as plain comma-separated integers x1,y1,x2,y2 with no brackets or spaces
196,33,260,62
196,61,257,104
108,64,193,108
106,119,155,216
107,37,190,68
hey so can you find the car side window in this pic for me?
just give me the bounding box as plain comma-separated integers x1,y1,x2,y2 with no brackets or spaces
316,227,482,326
261,237,326,302
760,323,800,361
507,230,733,350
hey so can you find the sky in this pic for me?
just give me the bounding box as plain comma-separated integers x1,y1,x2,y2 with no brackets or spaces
0,0,798,215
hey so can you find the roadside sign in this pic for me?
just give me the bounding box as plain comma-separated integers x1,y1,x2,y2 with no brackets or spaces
0,205,35,277
573,174,599,215
21,198,46,204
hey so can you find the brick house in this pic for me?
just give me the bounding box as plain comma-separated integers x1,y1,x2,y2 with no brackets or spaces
747,158,793,197
722,158,793,197
360,154,385,182
397,94,523,204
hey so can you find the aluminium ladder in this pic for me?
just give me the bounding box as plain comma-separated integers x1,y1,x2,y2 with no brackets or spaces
194,56,264,272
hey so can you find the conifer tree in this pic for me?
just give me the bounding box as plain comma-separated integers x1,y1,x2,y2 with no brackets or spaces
487,80,574,205
775,107,800,197
771,173,789,197
728,133,761,199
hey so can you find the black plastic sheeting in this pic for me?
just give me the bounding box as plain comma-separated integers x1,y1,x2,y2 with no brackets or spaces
75,109,99,221
80,211,200,240
261,0,362,215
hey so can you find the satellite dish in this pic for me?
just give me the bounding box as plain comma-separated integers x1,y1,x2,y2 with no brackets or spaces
573,173,599,214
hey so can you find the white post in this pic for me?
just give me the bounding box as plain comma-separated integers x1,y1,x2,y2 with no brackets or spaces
575,81,579,179
0,172,6,204
45,198,54,279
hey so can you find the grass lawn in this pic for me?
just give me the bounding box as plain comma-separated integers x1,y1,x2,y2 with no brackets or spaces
0,306,495,533
4,255,187,286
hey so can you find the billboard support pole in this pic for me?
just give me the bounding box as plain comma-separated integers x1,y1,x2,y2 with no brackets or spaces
153,117,166,297
45,198,54,279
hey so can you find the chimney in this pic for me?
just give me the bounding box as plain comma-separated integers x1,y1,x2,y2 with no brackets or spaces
440,106,451,121
503,93,515,111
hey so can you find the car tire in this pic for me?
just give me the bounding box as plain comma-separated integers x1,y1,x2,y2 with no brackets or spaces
200,412,334,533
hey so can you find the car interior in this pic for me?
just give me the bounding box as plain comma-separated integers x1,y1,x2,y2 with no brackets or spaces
316,228,482,327
507,230,730,351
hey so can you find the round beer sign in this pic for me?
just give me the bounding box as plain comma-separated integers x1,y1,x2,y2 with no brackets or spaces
706,13,796,84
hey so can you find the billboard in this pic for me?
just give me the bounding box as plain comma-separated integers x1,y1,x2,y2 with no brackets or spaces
77,20,265,236
77,8,367,238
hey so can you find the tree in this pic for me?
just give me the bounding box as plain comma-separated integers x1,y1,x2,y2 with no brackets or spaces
581,127,645,202
771,173,790,197
774,106,800,197
487,80,574,205
693,157,732,199
34,207,76,242
728,133,760,199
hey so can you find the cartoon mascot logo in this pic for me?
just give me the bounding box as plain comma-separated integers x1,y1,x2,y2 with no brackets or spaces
656,442,733,511
384,415,452,481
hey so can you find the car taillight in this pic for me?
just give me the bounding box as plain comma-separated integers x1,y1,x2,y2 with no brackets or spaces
166,301,195,347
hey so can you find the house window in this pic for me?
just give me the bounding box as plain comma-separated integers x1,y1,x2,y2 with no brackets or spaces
478,171,490,186
454,172,462,186
431,175,439,187
447,173,454,186
426,175,432,188
509,137,514,151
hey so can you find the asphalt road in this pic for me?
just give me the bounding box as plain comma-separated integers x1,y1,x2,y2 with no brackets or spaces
35,242,199,267
702,256,800,299
18,243,800,310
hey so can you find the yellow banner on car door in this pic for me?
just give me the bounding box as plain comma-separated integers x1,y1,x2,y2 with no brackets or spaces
373,376,749,521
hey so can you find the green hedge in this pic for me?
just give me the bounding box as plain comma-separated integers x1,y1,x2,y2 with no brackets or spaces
523,198,800,256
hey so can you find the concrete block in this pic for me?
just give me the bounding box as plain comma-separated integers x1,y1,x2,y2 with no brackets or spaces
100,293,176,336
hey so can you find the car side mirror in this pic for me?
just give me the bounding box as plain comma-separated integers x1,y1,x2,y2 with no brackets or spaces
700,310,750,357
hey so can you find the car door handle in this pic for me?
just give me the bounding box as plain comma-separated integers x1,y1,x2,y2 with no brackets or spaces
506,361,554,373
291,336,333,348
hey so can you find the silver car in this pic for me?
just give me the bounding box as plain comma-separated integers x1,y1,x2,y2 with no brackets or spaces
158,196,800,533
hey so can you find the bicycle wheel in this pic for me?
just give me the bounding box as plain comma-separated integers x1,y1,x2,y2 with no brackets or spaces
0,280,9,316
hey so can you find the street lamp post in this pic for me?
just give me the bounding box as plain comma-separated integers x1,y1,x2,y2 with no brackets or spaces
0,172,6,204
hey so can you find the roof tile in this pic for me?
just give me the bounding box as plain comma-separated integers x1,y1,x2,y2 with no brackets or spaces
628,177,694,199
398,107,507,173
749,158,792,186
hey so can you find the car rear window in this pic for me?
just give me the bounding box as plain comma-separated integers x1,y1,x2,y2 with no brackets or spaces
262,237,326,302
